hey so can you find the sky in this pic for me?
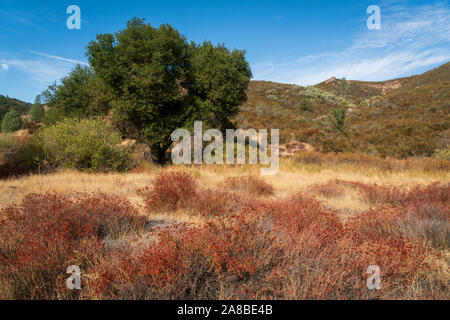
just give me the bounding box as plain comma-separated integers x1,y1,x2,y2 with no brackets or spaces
0,0,449,102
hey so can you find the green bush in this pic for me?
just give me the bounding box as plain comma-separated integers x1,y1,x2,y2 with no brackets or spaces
296,116,308,123
0,134,43,177
328,107,348,134
42,107,66,126
1,110,23,132
298,98,314,112
13,138,44,170
37,118,131,172
30,103,45,122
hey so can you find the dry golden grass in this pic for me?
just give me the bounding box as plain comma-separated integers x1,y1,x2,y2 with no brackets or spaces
1,159,448,213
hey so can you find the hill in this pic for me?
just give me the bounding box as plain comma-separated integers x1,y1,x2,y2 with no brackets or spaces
0,94,31,123
235,62,450,158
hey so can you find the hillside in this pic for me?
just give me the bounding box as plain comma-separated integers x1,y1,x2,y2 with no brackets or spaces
0,94,31,123
235,62,450,158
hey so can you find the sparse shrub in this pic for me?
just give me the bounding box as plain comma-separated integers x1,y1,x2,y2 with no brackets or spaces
298,98,314,112
328,107,348,134
222,175,274,196
138,171,197,212
37,118,131,172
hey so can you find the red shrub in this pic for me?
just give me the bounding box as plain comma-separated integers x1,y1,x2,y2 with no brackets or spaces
1,181,448,300
222,175,274,196
315,179,407,205
0,192,147,299
190,190,244,218
311,180,347,198
138,171,197,212
347,183,450,250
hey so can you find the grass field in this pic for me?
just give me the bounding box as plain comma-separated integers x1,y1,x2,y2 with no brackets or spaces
0,156,448,299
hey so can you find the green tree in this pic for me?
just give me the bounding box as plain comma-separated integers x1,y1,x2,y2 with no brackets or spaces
339,77,349,96
328,107,348,134
86,18,251,163
187,41,252,131
1,110,23,132
41,65,112,123
30,95,45,122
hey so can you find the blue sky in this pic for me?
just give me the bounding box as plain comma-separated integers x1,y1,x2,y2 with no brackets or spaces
0,0,449,102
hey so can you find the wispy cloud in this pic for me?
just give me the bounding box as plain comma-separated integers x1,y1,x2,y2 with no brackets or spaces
253,2,450,85
0,51,87,87
30,51,88,66
0,58,73,85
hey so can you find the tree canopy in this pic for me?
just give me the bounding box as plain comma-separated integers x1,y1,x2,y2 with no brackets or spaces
41,65,113,124
1,110,23,132
30,95,45,122
86,18,252,163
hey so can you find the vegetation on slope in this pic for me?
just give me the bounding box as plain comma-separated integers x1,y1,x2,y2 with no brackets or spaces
236,62,450,158
0,95,31,124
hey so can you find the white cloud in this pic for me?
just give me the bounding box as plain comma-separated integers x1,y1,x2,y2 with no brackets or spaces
0,52,88,87
253,2,450,85
1,58,75,85
30,51,88,66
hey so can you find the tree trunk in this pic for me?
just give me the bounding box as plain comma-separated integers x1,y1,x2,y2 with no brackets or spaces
151,144,168,165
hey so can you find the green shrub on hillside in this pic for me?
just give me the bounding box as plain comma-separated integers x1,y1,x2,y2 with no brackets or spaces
1,110,23,132
30,103,45,122
37,118,131,172
328,107,348,134
298,98,314,111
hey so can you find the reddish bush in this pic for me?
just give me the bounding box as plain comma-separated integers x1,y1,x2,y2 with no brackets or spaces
190,190,244,218
222,175,274,196
1,181,448,300
138,171,197,212
0,192,147,299
314,179,407,205
347,183,449,250
311,180,347,198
